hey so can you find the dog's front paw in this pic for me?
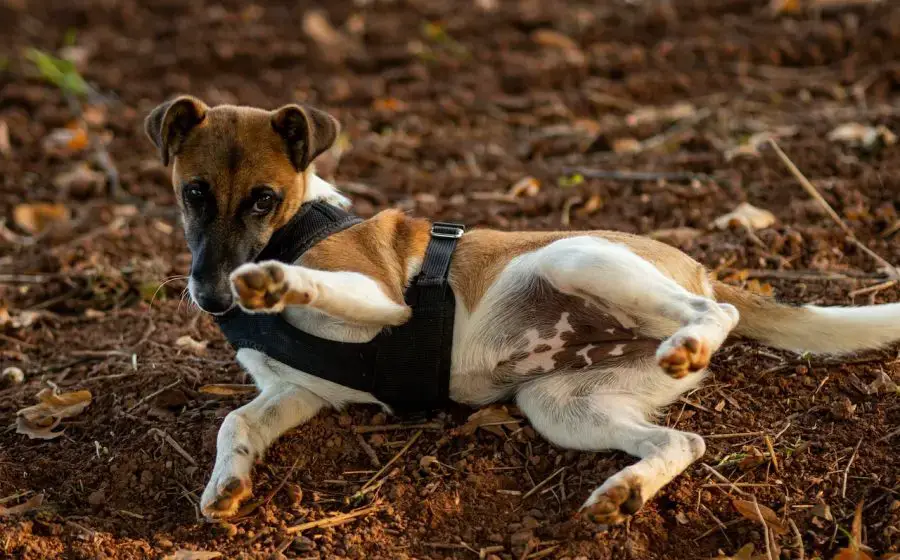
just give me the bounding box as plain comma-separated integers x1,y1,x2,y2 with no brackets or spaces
580,475,644,525
200,474,252,519
230,262,315,313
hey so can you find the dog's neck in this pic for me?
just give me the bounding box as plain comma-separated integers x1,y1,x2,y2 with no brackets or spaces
301,168,352,209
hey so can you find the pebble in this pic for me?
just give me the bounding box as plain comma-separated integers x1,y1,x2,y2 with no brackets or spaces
521,516,540,530
292,536,315,552
0,367,24,388
510,529,534,547
487,533,503,543
286,483,303,505
87,490,106,506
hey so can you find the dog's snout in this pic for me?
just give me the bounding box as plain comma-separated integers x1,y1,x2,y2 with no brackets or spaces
194,287,233,314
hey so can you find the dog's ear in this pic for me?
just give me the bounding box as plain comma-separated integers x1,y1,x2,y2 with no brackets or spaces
270,104,339,171
144,96,208,166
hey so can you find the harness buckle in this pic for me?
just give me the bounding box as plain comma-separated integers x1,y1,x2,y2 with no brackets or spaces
431,222,465,239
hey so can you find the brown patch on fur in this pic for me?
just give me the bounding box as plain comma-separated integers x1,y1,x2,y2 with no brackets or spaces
172,105,308,233
300,209,432,304
450,229,712,312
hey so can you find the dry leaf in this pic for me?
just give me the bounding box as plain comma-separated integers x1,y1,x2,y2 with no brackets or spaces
725,127,797,161
867,370,898,394
830,396,857,420
419,455,439,470
770,0,803,14
0,494,44,517
612,137,643,154
508,176,541,198
13,203,71,235
832,549,875,560
626,102,696,127
810,502,833,521
372,98,409,112
828,123,896,150
303,10,343,46
745,279,775,297
198,384,258,396
577,194,604,216
164,552,223,560
531,29,578,51
732,499,788,535
16,387,92,440
0,119,10,157
175,335,208,355
713,202,776,231
458,406,520,437
42,126,89,156
52,164,106,197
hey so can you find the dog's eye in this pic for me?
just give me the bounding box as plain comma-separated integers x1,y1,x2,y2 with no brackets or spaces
252,193,277,215
184,182,208,204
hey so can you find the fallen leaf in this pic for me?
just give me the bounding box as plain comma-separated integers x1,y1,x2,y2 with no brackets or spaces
175,335,207,355
626,102,696,127
649,227,703,246
52,163,106,198
458,406,520,437
577,194,604,216
372,98,409,112
508,176,540,198
770,0,803,15
419,455,439,470
0,494,44,517
164,552,223,560
198,384,258,396
828,123,896,150
832,550,875,560
0,119,10,157
16,387,92,440
745,279,775,297
830,396,857,420
612,137,643,154
713,202,776,231
810,502,833,521
531,29,578,51
732,499,788,535
675,511,689,525
866,370,898,394
13,203,71,235
725,127,798,161
42,126,89,156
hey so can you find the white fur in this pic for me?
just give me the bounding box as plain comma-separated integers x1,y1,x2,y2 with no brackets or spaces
758,303,900,354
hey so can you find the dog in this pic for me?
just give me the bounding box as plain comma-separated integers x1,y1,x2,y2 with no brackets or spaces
145,95,900,524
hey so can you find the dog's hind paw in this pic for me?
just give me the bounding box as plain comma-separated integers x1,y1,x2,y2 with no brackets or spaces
200,475,252,520
580,477,644,525
656,333,711,379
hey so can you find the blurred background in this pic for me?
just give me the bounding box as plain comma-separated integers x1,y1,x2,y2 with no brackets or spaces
0,1,898,559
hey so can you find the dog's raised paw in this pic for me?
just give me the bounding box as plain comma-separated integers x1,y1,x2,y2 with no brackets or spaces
231,262,314,313
581,478,644,525
657,334,711,379
200,475,252,519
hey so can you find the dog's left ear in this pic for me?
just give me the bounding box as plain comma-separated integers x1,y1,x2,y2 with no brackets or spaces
145,96,209,166
271,104,340,171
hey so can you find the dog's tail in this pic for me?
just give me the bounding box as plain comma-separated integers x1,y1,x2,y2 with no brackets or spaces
713,281,900,355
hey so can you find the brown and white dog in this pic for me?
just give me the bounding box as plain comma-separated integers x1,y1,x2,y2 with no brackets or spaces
146,96,900,524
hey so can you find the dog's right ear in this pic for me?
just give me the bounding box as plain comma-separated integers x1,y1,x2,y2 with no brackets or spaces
144,96,208,166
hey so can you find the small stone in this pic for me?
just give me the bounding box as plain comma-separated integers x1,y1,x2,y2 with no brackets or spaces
510,529,534,547
487,533,503,544
286,483,303,505
521,516,540,530
87,490,106,506
337,414,353,427
292,536,315,552
0,367,25,388
526,508,544,519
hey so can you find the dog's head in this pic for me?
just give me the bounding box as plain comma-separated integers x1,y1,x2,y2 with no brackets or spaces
144,96,339,313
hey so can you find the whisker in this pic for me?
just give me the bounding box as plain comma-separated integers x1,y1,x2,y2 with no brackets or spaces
149,275,189,311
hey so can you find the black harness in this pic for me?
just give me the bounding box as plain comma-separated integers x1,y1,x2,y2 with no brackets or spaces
215,201,464,413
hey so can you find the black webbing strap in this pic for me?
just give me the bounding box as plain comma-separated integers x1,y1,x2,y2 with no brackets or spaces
373,222,464,411
257,202,363,265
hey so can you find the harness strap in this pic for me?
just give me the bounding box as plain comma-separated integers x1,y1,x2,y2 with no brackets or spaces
373,222,464,411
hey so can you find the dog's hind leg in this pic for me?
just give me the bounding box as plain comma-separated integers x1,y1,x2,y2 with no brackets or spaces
535,236,739,377
516,372,706,524
200,352,327,519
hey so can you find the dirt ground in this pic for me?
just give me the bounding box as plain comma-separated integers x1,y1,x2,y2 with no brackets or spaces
1,1,899,558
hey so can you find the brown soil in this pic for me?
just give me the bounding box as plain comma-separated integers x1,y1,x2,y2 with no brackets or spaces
1,1,899,559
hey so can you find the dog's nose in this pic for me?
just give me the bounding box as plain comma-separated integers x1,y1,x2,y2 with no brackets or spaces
194,290,233,314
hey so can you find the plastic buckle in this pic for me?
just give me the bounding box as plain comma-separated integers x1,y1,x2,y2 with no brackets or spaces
431,222,465,239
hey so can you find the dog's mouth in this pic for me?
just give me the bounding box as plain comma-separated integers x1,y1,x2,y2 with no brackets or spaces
188,277,235,316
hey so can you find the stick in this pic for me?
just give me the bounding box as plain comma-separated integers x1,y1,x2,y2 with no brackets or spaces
127,379,181,413
764,435,780,474
842,438,863,500
360,430,422,492
705,431,766,440
521,467,566,501
877,426,900,444
149,428,197,466
768,139,899,279
285,503,383,534
701,464,750,497
849,280,897,298
355,433,381,468
751,497,775,560
700,504,733,547
789,518,805,560
560,167,710,182
353,422,443,434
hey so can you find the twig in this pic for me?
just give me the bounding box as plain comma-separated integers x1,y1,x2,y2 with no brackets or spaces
353,422,443,434
521,467,567,501
849,280,897,298
127,379,181,413
560,167,710,182
701,464,750,497
706,431,766,440
360,430,422,492
285,503,383,534
750,496,775,560
700,504,733,547
877,426,900,444
764,435,780,474
641,107,714,151
842,438,863,500
149,428,197,466
789,518,805,560
724,268,886,281
233,458,300,518
355,433,382,468
768,139,899,279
